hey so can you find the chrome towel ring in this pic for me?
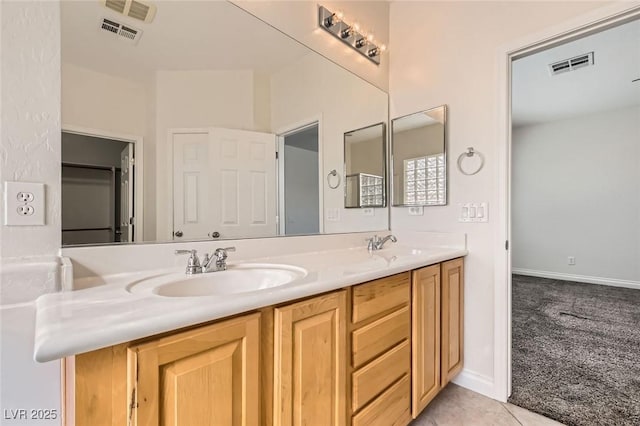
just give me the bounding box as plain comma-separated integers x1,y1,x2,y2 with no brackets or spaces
327,169,341,189
457,147,485,176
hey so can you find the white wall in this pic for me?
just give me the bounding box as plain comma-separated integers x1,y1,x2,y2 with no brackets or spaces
270,53,389,233
0,1,62,424
389,0,613,397
512,106,640,285
234,0,390,91
61,63,155,240
62,63,146,137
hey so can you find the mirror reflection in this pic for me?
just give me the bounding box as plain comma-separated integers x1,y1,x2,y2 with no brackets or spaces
60,1,388,246
344,123,386,208
391,106,447,207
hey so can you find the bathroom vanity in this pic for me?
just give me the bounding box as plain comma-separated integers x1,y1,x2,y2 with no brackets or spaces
49,249,464,426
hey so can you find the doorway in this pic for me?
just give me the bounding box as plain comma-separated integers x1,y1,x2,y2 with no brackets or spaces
61,131,135,245
507,17,640,426
278,123,320,236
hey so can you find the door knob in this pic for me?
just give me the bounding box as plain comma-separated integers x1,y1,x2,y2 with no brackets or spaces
174,230,183,237
209,231,220,239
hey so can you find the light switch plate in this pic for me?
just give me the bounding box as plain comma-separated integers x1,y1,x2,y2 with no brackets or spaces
458,202,488,223
325,208,340,222
4,181,45,226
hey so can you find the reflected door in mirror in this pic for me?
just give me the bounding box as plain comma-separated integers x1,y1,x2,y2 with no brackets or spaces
172,127,277,241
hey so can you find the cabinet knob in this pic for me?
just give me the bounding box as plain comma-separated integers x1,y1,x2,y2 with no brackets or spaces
174,230,183,238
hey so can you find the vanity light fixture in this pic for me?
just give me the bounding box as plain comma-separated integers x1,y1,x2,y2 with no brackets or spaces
318,5,386,65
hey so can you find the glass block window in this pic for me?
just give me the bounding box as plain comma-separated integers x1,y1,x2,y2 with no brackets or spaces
359,173,384,207
404,154,445,205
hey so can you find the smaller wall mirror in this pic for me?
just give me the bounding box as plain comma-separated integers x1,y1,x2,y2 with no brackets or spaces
344,123,386,208
391,106,447,206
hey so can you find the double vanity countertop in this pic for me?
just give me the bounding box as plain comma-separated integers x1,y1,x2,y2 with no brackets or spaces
34,244,467,362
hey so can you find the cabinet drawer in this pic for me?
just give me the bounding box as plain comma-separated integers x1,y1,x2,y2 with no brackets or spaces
352,374,411,426
352,272,410,324
352,340,410,412
352,306,410,368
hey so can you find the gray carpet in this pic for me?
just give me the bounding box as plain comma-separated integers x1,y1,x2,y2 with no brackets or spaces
509,274,640,426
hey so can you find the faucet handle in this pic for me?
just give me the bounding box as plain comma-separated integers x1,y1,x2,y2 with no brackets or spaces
365,237,376,252
214,247,236,259
175,249,196,256
175,249,202,274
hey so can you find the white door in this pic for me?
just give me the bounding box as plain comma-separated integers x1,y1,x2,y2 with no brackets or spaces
172,128,277,240
120,144,134,242
172,132,211,240
211,127,277,239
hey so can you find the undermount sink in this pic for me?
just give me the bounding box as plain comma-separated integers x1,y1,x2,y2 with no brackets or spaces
127,263,307,297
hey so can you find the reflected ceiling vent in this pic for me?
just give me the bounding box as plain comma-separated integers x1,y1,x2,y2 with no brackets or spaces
549,52,594,75
99,17,143,44
101,0,157,23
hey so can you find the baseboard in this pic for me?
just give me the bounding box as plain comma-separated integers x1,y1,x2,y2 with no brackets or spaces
451,368,496,399
512,268,640,290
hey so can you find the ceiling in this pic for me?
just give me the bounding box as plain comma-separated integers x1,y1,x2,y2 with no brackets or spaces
512,19,640,127
61,1,310,82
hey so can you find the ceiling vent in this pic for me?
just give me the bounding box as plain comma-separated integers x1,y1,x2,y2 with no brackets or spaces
99,17,143,44
549,52,594,76
101,0,157,23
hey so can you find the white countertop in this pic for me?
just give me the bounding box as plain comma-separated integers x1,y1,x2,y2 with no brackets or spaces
34,245,466,362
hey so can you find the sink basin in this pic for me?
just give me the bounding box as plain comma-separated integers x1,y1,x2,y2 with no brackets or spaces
127,263,307,297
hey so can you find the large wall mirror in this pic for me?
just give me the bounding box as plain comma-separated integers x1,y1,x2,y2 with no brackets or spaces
344,123,386,208
391,106,447,207
60,1,389,246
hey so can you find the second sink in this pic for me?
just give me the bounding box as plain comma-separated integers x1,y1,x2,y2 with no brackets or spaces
127,263,307,297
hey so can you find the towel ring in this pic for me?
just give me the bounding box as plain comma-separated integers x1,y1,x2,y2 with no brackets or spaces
457,147,485,176
327,169,341,189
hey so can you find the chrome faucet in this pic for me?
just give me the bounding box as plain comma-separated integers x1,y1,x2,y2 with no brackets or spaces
366,234,398,252
175,247,236,274
175,249,202,275
203,247,236,272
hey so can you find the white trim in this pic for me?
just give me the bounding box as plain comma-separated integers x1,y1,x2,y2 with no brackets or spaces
452,369,496,399
62,124,145,243
275,115,324,234
277,135,286,235
495,3,640,403
512,269,640,291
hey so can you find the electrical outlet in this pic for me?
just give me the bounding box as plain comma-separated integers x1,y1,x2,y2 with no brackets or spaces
362,208,374,216
4,181,45,226
568,256,576,265
17,205,35,216
17,192,34,203
408,206,424,216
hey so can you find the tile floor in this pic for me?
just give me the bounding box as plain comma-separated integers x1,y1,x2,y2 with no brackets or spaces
411,384,564,426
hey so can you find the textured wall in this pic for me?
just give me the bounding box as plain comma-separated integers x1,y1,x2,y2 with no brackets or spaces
1,1,61,260
1,2,62,424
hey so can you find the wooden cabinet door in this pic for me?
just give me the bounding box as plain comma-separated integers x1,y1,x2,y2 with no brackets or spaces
273,290,347,426
441,258,464,387
128,313,261,426
411,264,441,418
